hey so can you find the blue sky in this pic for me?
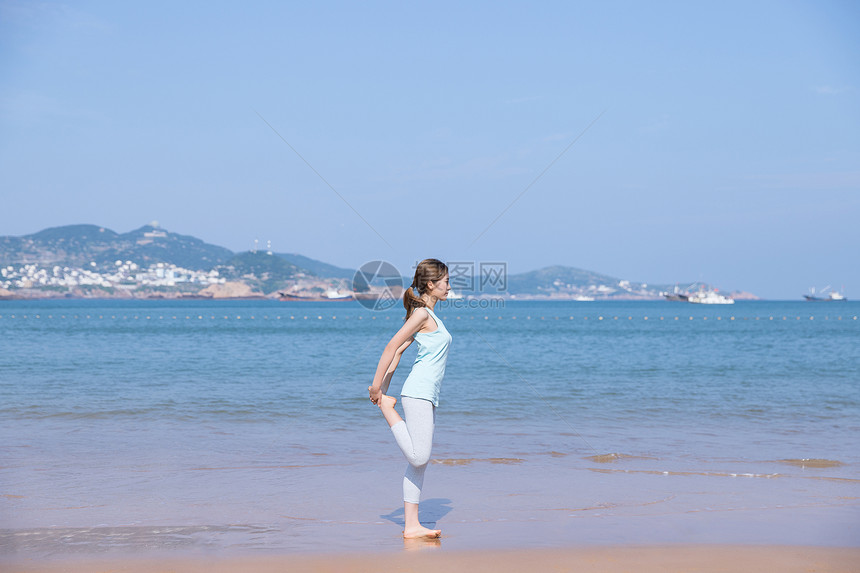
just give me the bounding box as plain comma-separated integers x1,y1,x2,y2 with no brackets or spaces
1,1,858,299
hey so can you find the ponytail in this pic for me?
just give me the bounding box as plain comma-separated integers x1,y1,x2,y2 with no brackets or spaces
403,258,448,320
403,280,425,320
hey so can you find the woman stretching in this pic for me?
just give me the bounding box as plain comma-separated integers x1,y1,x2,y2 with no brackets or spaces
368,258,452,539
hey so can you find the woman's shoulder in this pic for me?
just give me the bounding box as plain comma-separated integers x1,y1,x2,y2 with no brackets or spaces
406,306,430,324
410,307,435,327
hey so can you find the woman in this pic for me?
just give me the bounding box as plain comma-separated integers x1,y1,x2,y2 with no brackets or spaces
368,258,452,539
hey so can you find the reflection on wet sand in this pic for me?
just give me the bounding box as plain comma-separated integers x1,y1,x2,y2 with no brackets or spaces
0,525,279,554
777,458,844,469
585,466,860,484
432,458,524,466
585,453,657,463
403,536,442,551
540,494,677,514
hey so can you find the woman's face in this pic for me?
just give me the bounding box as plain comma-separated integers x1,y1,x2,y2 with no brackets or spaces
427,274,450,300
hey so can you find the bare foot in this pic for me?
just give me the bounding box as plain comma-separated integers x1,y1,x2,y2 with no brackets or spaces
403,525,441,539
378,394,403,428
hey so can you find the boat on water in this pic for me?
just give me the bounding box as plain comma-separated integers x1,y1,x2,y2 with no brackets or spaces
803,286,847,302
661,285,690,301
687,289,735,305
661,283,703,301
278,289,355,301
662,292,688,301
661,283,733,304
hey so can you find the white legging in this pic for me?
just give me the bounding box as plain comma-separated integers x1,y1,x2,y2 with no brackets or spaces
390,396,436,504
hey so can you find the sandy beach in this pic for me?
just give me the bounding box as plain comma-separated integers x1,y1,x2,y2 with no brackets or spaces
5,546,860,573
2,301,858,568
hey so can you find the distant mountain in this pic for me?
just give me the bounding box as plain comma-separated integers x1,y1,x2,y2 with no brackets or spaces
222,251,305,277
0,223,743,299
275,252,355,280
0,224,365,282
219,251,308,293
506,265,676,298
0,224,233,270
507,265,621,293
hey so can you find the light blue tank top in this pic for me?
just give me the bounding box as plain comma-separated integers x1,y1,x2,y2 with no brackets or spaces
401,307,452,407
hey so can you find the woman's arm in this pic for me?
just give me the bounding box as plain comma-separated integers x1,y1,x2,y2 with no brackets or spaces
379,338,413,395
368,309,428,404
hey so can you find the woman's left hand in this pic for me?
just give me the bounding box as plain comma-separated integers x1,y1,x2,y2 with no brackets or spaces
368,385,382,405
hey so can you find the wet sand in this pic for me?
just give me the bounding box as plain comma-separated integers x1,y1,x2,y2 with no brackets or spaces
2,452,858,557
5,546,860,573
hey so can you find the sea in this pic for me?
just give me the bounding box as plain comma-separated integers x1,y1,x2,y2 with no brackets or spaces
1,299,858,559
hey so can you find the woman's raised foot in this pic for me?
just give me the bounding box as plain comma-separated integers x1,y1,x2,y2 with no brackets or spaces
377,394,403,427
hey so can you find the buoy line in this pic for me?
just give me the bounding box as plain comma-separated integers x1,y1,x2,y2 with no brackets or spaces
0,314,856,322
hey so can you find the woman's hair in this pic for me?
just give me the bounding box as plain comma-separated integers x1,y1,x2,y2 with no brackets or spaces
403,258,449,320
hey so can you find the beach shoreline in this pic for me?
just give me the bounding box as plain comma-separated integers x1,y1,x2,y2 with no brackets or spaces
4,545,860,573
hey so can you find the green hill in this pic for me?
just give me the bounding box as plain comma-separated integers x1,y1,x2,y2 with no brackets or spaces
506,265,621,294
30,224,120,242
275,252,355,279
219,251,308,293
506,265,677,297
0,223,234,270
0,224,708,298
115,225,234,269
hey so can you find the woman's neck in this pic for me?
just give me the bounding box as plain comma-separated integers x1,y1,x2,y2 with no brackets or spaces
421,296,437,312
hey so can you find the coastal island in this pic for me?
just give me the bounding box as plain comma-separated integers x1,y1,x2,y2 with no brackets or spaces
0,223,757,301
